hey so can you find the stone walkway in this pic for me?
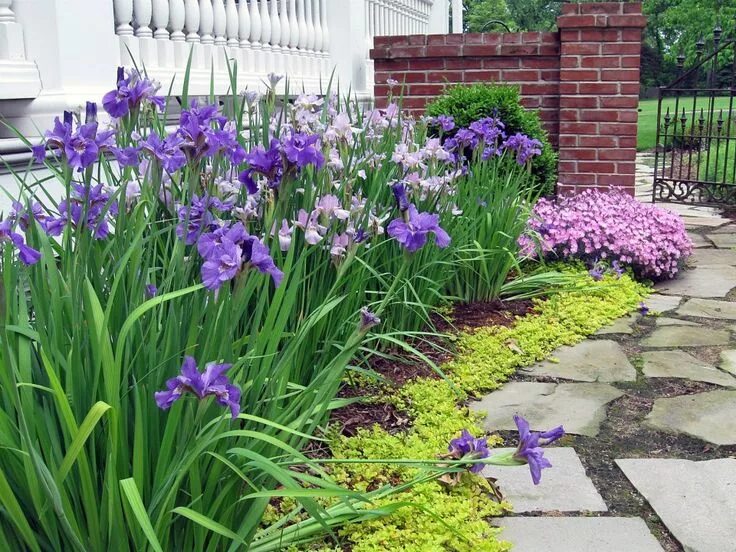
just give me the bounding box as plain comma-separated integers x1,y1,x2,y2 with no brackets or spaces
472,154,736,552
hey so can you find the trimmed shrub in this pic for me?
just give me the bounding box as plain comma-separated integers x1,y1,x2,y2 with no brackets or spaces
519,190,693,280
426,83,558,195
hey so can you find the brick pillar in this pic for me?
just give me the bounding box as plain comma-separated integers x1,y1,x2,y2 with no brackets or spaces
556,2,647,195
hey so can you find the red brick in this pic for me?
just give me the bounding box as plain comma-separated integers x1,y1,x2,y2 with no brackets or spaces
462,44,500,57
580,29,620,42
559,82,579,94
601,68,639,81
559,173,595,185
541,96,561,108
560,109,580,122
558,160,578,172
374,36,407,47
616,162,637,174
483,58,520,69
578,161,616,173
608,15,648,28
599,122,638,136
426,35,446,46
522,32,543,44
445,58,483,70
581,56,621,68
426,45,460,57
522,57,560,69
519,83,559,95
621,55,641,68
620,82,641,94
624,3,643,14
401,97,430,109
619,136,637,148
560,122,598,134
375,59,410,71
463,70,501,82
578,136,618,147
618,111,639,123
557,15,598,28
390,45,426,58
559,135,579,147
402,72,428,83
561,69,600,81
562,43,601,55
561,3,579,15
602,42,641,55
559,148,597,161
483,34,502,45
464,33,484,44
541,69,560,81
446,34,464,45
561,56,580,68
407,84,446,95
622,29,644,41
408,35,427,46
599,96,638,108
500,44,541,56
581,3,624,15
502,33,523,44
521,97,541,109
586,110,622,122
539,44,561,55
501,69,540,81
409,59,443,71
427,71,462,83
598,149,637,161
561,96,599,108
577,82,619,94
560,29,580,42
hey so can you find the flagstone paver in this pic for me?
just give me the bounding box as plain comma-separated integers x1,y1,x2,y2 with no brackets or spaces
709,224,736,233
640,350,736,387
520,340,636,382
689,233,713,248
496,517,664,552
677,297,736,319
471,382,624,437
705,232,736,248
690,248,736,266
616,458,736,552
595,314,637,335
640,326,730,347
643,294,682,313
719,350,736,375
483,448,607,513
645,390,736,445
654,316,699,326
654,265,736,298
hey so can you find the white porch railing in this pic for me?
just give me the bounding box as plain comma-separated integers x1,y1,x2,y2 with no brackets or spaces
0,0,459,140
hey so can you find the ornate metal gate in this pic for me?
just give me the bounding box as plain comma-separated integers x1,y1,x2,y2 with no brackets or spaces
652,25,736,204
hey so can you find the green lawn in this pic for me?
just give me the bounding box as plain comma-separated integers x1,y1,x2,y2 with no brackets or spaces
637,96,734,151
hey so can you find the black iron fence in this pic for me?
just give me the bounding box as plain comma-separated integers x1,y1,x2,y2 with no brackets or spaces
653,25,736,204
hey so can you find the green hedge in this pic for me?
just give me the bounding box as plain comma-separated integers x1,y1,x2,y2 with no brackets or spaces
426,83,558,196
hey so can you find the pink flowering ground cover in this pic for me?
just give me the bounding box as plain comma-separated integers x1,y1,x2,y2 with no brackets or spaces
519,190,693,280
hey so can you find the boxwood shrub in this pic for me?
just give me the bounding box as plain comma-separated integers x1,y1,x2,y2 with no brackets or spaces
426,83,558,195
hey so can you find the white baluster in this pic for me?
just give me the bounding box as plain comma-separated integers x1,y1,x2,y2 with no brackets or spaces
169,0,187,67
134,0,153,38
318,0,329,74
225,0,238,47
238,0,253,72
296,0,307,50
312,0,322,55
213,0,226,46
152,0,172,66
279,0,291,76
259,0,271,70
287,0,299,77
184,0,200,42
114,0,135,36
303,0,316,77
199,0,214,44
249,0,262,73
270,0,284,74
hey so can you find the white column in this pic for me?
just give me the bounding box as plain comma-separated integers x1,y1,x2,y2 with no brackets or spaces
225,0,238,47
317,0,329,74
258,0,271,69
185,0,201,42
248,0,262,73
169,0,189,67
134,0,157,66
428,0,448,33
287,0,299,78
270,0,284,75
152,0,173,66
451,0,462,33
304,0,316,76
213,0,226,46
326,0,367,94
199,0,214,44
238,0,253,72
114,0,135,36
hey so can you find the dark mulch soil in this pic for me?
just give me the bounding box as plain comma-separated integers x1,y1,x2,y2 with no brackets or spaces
327,299,534,438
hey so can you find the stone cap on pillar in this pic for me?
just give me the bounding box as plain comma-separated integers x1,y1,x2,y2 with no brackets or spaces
557,2,647,29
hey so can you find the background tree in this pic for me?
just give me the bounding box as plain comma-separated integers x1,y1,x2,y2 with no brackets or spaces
463,0,513,32
505,0,562,31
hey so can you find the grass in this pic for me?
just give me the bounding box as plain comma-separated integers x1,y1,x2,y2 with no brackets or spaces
637,95,734,151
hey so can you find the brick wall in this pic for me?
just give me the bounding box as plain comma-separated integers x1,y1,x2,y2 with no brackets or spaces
370,2,647,196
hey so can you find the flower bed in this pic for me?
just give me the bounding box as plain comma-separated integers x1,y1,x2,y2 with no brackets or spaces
0,67,561,550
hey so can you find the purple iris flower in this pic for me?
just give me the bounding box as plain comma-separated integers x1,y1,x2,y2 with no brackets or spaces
242,236,284,287
111,145,140,168
448,429,491,474
145,284,158,298
387,205,451,253
154,356,241,419
176,194,218,245
502,133,542,165
512,415,564,485
0,219,41,266
639,302,650,316
64,124,100,169
141,132,187,173
31,144,47,164
359,308,381,332
434,115,455,132
201,238,242,290
239,139,284,194
589,264,605,281
391,182,409,212
282,132,325,170
103,67,164,118
611,260,625,278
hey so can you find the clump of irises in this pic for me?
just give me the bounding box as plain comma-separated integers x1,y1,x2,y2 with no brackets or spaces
447,415,564,486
